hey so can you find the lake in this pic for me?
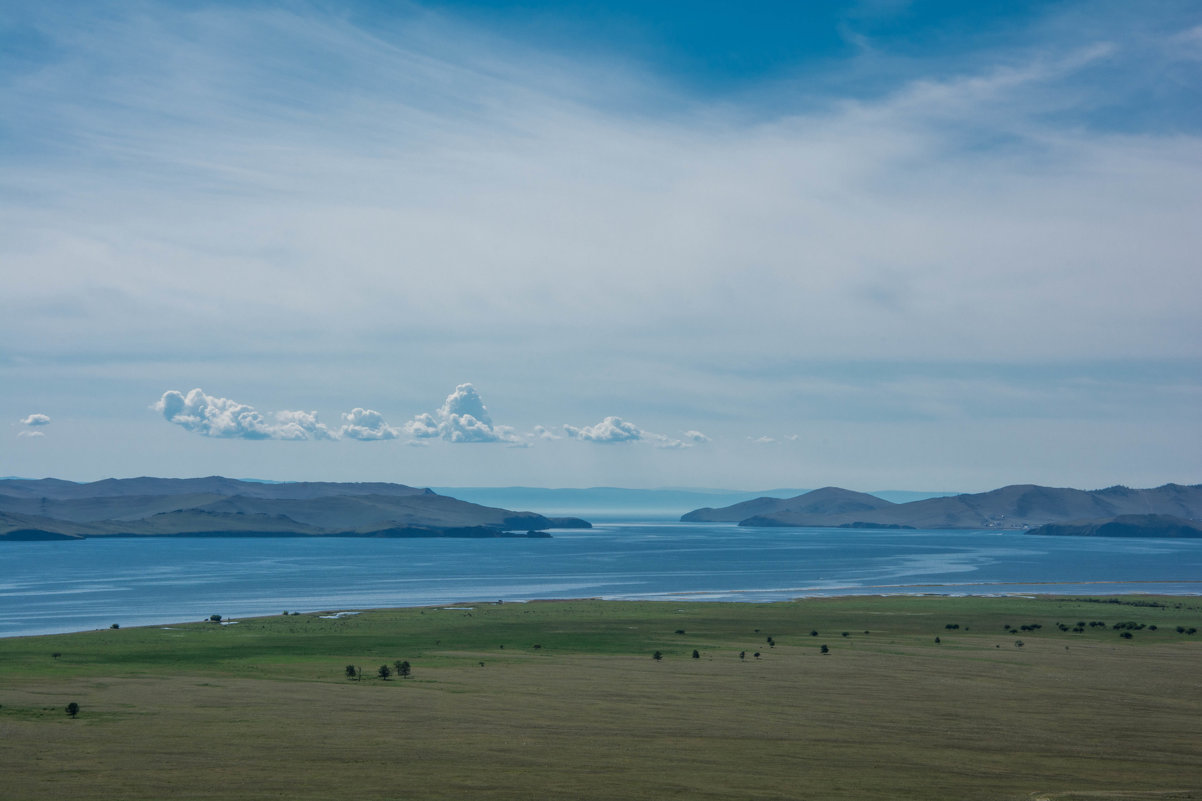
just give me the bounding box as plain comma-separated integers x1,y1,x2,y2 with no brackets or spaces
3,522,1201,637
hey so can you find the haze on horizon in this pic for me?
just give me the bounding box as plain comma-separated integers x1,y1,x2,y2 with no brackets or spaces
3,0,1200,493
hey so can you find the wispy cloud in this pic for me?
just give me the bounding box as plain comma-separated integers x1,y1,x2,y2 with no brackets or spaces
3,2,1200,487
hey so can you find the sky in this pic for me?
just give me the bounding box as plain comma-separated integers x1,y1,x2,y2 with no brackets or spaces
2,0,1200,492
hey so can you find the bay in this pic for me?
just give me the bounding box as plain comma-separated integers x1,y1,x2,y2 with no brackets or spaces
3,522,1201,638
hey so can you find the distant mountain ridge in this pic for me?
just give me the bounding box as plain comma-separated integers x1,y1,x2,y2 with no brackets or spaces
682,483,1202,531
0,477,589,540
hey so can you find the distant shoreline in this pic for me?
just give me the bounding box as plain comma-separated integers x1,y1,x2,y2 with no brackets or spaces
10,585,1202,641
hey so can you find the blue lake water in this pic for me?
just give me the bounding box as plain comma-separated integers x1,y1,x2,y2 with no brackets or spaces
3,522,1201,637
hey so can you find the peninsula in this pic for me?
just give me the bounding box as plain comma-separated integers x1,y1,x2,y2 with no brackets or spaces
683,483,1202,533
0,477,590,540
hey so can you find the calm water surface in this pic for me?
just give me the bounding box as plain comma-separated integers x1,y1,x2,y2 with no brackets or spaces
3,522,1201,637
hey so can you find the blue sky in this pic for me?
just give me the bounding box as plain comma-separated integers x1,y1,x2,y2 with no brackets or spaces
2,0,1200,491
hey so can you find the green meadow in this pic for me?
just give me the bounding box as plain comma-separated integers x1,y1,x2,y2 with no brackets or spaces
2,596,1201,801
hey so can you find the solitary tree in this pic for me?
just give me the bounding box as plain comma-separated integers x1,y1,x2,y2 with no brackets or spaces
820,644,829,654
345,664,358,680
209,614,222,623
378,664,392,680
66,702,79,718
652,651,663,661
692,649,700,659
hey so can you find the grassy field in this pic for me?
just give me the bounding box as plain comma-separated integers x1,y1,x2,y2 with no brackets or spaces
2,595,1201,801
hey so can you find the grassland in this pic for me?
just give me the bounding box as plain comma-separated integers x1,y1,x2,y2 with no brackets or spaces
2,595,1201,801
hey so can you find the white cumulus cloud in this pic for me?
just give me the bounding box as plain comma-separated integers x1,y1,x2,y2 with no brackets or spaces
563,416,645,443
683,430,710,444
402,383,518,443
154,388,334,440
339,407,400,441
20,413,51,427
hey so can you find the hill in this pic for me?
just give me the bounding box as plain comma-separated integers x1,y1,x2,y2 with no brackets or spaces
0,477,589,540
1027,513,1202,538
682,487,895,522
682,483,1202,531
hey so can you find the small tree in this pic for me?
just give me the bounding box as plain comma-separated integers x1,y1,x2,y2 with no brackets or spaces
66,702,79,718
110,623,119,630
652,651,663,661
378,664,392,680
209,614,222,623
398,661,411,679
692,649,700,659
345,664,358,680
820,644,829,654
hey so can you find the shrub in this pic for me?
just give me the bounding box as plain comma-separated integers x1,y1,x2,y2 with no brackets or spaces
692,650,700,659
209,614,222,623
819,644,829,654
66,702,79,719
652,651,663,661
110,624,119,630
